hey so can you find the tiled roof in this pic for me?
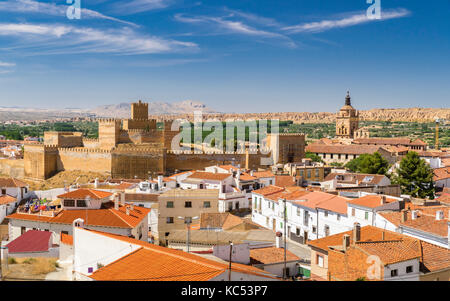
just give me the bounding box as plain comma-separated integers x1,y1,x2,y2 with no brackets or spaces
239,172,257,181
188,171,231,181
250,247,300,265
434,167,450,181
6,230,52,253
0,194,16,205
324,173,387,185
306,144,381,155
252,171,275,178
57,188,113,200
355,239,421,265
420,241,450,272
252,185,285,196
60,232,73,245
125,193,159,202
0,177,28,188
294,191,349,215
347,195,398,209
115,183,136,190
353,137,414,145
168,170,195,178
437,193,450,205
6,203,150,229
217,165,239,172
275,175,296,187
87,229,276,281
308,225,404,252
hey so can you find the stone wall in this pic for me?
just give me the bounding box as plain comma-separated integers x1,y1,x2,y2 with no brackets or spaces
0,159,24,178
57,147,112,175
24,144,58,179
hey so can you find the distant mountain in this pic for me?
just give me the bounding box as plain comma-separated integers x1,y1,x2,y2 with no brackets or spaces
89,100,217,118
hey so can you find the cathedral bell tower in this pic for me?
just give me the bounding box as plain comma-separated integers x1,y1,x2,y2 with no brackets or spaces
336,91,359,139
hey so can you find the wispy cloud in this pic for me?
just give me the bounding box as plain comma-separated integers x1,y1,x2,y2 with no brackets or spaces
174,13,297,48
0,0,137,26
108,0,171,15
0,22,198,55
0,61,15,67
283,8,411,33
223,8,281,28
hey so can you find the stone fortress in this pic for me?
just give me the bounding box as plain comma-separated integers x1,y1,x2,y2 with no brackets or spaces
24,101,306,180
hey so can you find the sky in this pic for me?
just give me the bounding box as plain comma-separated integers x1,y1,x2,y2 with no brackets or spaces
0,0,449,113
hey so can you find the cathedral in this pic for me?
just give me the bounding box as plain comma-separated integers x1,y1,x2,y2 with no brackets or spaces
335,91,360,139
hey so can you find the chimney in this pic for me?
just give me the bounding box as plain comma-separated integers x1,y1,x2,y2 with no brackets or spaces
130,204,134,211
158,175,163,190
411,210,418,220
436,210,444,221
352,223,361,244
401,209,408,223
343,234,350,251
275,231,283,248
250,170,254,177
237,169,241,180
94,178,99,188
381,195,387,205
120,192,125,206
114,193,119,210
126,206,130,216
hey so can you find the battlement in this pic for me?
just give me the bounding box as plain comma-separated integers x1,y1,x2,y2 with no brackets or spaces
58,147,112,154
98,118,121,124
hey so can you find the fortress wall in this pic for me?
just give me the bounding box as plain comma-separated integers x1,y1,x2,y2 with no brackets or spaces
24,145,58,179
0,158,24,178
111,148,165,179
57,148,112,174
82,138,100,149
44,132,83,147
122,119,156,131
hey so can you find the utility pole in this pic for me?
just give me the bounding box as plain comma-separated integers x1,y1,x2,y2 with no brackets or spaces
283,198,287,280
178,216,198,253
228,241,233,281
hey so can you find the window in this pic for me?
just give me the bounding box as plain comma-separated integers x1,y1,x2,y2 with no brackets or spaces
185,201,192,208
297,207,301,216
316,254,324,267
364,212,369,220
76,199,87,207
296,228,301,236
64,199,75,207
337,214,341,221
315,169,320,178
166,217,174,224
166,201,174,208
324,225,330,236
203,201,211,208
185,217,192,224
1,189,5,195
307,170,311,179
324,210,328,217
391,269,398,277
406,266,413,273
312,226,317,234
352,208,356,217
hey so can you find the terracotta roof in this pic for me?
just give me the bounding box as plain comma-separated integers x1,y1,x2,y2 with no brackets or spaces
252,185,285,196
60,232,73,245
0,177,28,188
442,158,450,167
420,241,450,272
168,170,195,178
275,175,296,187
347,195,398,209
437,193,450,205
252,171,275,178
355,239,421,265
125,193,159,202
294,191,349,215
6,230,52,253
308,225,404,253
7,203,150,229
115,183,136,190
434,167,450,181
0,194,16,205
86,229,276,281
239,172,257,181
353,137,414,145
57,188,113,200
188,171,231,181
306,144,381,155
217,165,239,172
250,247,300,265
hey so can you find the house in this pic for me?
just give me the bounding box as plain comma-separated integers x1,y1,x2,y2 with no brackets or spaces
157,189,219,245
308,224,417,281
321,172,391,191
434,167,450,188
353,137,428,151
0,194,17,224
199,212,262,231
71,223,278,281
0,178,30,223
6,188,150,244
5,230,58,258
59,232,73,263
305,144,383,164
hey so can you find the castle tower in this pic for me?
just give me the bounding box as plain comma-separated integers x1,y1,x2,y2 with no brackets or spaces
131,100,149,120
98,119,121,149
336,91,359,139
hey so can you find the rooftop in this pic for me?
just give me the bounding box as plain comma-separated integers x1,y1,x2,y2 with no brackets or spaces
250,247,300,265
6,230,52,253
187,171,231,181
347,195,399,209
57,188,113,200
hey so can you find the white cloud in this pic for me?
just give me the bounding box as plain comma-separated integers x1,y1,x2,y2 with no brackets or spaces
0,23,198,55
108,0,171,15
0,61,15,67
0,0,137,26
283,8,411,33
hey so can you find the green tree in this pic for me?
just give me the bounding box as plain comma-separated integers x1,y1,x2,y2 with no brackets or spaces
305,152,324,163
345,152,389,175
392,151,435,199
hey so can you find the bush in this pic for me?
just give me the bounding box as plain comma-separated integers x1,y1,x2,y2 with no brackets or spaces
23,258,37,264
8,257,17,264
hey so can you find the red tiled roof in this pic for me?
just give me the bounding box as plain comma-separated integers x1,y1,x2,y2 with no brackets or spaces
0,194,16,205
6,230,52,253
0,177,28,188
420,241,450,272
252,171,275,178
57,188,113,200
86,229,276,281
306,144,381,155
347,195,398,209
324,173,387,185
275,175,296,187
294,191,349,215
252,185,285,196
60,232,73,245
6,203,150,229
434,167,450,181
250,247,300,264
188,172,231,181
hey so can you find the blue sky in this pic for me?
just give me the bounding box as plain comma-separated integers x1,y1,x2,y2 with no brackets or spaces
0,0,448,113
